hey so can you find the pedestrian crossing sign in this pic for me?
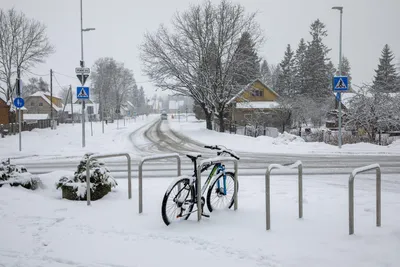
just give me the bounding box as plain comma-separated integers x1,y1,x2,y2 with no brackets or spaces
77,86,90,100
333,76,349,92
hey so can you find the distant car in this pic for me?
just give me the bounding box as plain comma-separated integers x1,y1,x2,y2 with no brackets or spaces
161,113,168,120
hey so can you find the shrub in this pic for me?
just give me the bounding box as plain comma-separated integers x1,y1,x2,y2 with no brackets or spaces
56,153,117,201
0,158,42,190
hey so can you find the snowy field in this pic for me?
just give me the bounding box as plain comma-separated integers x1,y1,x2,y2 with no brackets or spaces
1,115,400,266
169,115,400,155
0,115,157,160
1,172,400,267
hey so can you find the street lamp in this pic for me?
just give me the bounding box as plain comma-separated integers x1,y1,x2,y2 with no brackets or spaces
332,6,343,148
80,0,95,147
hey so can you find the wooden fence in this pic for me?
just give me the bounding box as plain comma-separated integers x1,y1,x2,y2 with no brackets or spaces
0,119,56,138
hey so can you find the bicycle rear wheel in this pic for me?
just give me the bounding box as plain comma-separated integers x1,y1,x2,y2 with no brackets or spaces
206,172,238,213
161,176,195,226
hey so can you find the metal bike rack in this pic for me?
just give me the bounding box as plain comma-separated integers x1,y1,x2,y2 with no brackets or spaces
196,157,239,222
138,153,181,213
86,153,132,206
265,160,303,230
348,163,381,235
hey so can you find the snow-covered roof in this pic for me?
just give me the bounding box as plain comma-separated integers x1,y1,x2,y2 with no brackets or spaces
126,101,135,108
236,101,279,109
28,91,63,111
64,103,99,114
24,113,49,120
227,79,279,105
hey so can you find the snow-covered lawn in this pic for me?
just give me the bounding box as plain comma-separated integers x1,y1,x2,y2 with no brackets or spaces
1,172,399,267
0,115,157,160
169,116,400,155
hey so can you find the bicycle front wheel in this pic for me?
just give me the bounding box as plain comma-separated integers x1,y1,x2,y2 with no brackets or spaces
206,172,238,213
161,176,195,226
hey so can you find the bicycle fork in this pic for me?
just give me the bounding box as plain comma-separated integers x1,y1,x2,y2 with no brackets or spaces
216,164,227,195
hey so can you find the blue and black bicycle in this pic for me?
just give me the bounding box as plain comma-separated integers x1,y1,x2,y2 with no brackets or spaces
161,145,240,226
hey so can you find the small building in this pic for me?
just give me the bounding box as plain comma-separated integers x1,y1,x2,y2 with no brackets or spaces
24,91,63,118
227,79,280,126
0,96,26,124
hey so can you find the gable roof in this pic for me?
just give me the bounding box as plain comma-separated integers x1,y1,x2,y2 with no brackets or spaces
227,79,279,105
28,91,63,111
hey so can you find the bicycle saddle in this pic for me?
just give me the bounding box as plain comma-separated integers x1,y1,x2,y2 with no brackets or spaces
186,152,202,161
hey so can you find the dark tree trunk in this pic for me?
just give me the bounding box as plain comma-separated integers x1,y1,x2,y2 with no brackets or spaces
199,103,212,130
218,112,225,132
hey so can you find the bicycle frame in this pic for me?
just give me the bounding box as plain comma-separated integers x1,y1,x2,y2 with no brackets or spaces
194,162,227,201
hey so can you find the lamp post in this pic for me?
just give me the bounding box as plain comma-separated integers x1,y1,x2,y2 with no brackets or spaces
332,6,343,148
80,0,95,148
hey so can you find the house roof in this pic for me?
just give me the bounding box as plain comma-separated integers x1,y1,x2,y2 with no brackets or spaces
28,91,63,111
64,103,99,114
235,101,280,109
227,79,279,105
24,113,49,120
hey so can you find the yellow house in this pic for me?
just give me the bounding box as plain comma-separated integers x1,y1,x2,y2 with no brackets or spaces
227,79,280,126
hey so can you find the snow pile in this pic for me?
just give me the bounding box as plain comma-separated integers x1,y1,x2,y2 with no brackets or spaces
272,131,305,145
388,139,400,149
0,158,42,189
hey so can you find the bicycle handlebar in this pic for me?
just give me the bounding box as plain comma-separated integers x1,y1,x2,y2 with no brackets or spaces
204,145,240,160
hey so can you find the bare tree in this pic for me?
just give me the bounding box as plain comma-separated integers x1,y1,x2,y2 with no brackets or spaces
140,0,263,131
0,8,54,102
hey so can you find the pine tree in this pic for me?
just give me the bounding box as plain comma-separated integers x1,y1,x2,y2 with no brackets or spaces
260,59,272,87
232,32,260,86
276,44,295,97
373,44,399,93
303,19,331,100
270,64,282,91
293,38,307,95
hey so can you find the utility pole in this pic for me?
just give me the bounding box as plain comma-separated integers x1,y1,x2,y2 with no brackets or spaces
70,85,74,126
50,69,53,129
16,68,22,151
80,0,86,147
332,6,343,148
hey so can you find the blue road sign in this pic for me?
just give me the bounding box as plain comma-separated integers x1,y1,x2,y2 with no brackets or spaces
77,86,90,100
14,97,24,108
333,76,349,92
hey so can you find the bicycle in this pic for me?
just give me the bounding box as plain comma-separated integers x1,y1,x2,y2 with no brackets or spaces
161,145,240,226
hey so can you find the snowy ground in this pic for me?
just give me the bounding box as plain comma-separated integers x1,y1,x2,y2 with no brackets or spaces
169,115,400,155
0,115,157,160
1,172,399,267
1,114,400,266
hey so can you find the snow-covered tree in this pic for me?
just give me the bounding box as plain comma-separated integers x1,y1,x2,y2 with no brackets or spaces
21,77,49,98
260,59,272,88
293,38,307,95
303,19,331,100
373,44,399,93
270,64,281,92
0,8,54,102
276,44,295,97
140,0,263,131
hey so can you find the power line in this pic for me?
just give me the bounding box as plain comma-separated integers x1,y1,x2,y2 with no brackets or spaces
52,73,66,89
53,71,76,80
23,69,49,77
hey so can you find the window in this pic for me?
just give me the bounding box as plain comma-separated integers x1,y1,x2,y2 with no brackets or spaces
251,89,263,97
39,102,43,106
87,106,94,114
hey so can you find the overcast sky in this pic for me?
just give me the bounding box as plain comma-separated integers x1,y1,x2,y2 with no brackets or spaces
3,0,400,98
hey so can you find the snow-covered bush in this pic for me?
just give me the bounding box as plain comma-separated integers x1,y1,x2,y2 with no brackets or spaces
56,153,117,201
0,158,42,190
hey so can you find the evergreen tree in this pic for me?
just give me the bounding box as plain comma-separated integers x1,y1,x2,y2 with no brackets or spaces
326,60,336,91
276,44,295,97
270,64,281,92
303,19,331,100
293,38,307,95
232,32,260,86
373,44,399,93
260,59,272,87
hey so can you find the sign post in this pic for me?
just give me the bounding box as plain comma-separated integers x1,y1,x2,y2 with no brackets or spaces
333,75,349,148
75,67,90,147
14,69,24,151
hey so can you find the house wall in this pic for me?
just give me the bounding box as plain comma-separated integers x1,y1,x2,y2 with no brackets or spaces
45,95,63,108
236,81,278,102
0,100,9,124
25,96,58,116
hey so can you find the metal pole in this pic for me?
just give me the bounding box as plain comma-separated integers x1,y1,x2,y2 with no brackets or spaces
338,8,343,148
80,0,86,148
233,161,238,210
196,164,202,221
70,85,74,126
265,169,271,230
90,119,93,136
50,69,53,129
298,164,303,219
17,68,22,151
